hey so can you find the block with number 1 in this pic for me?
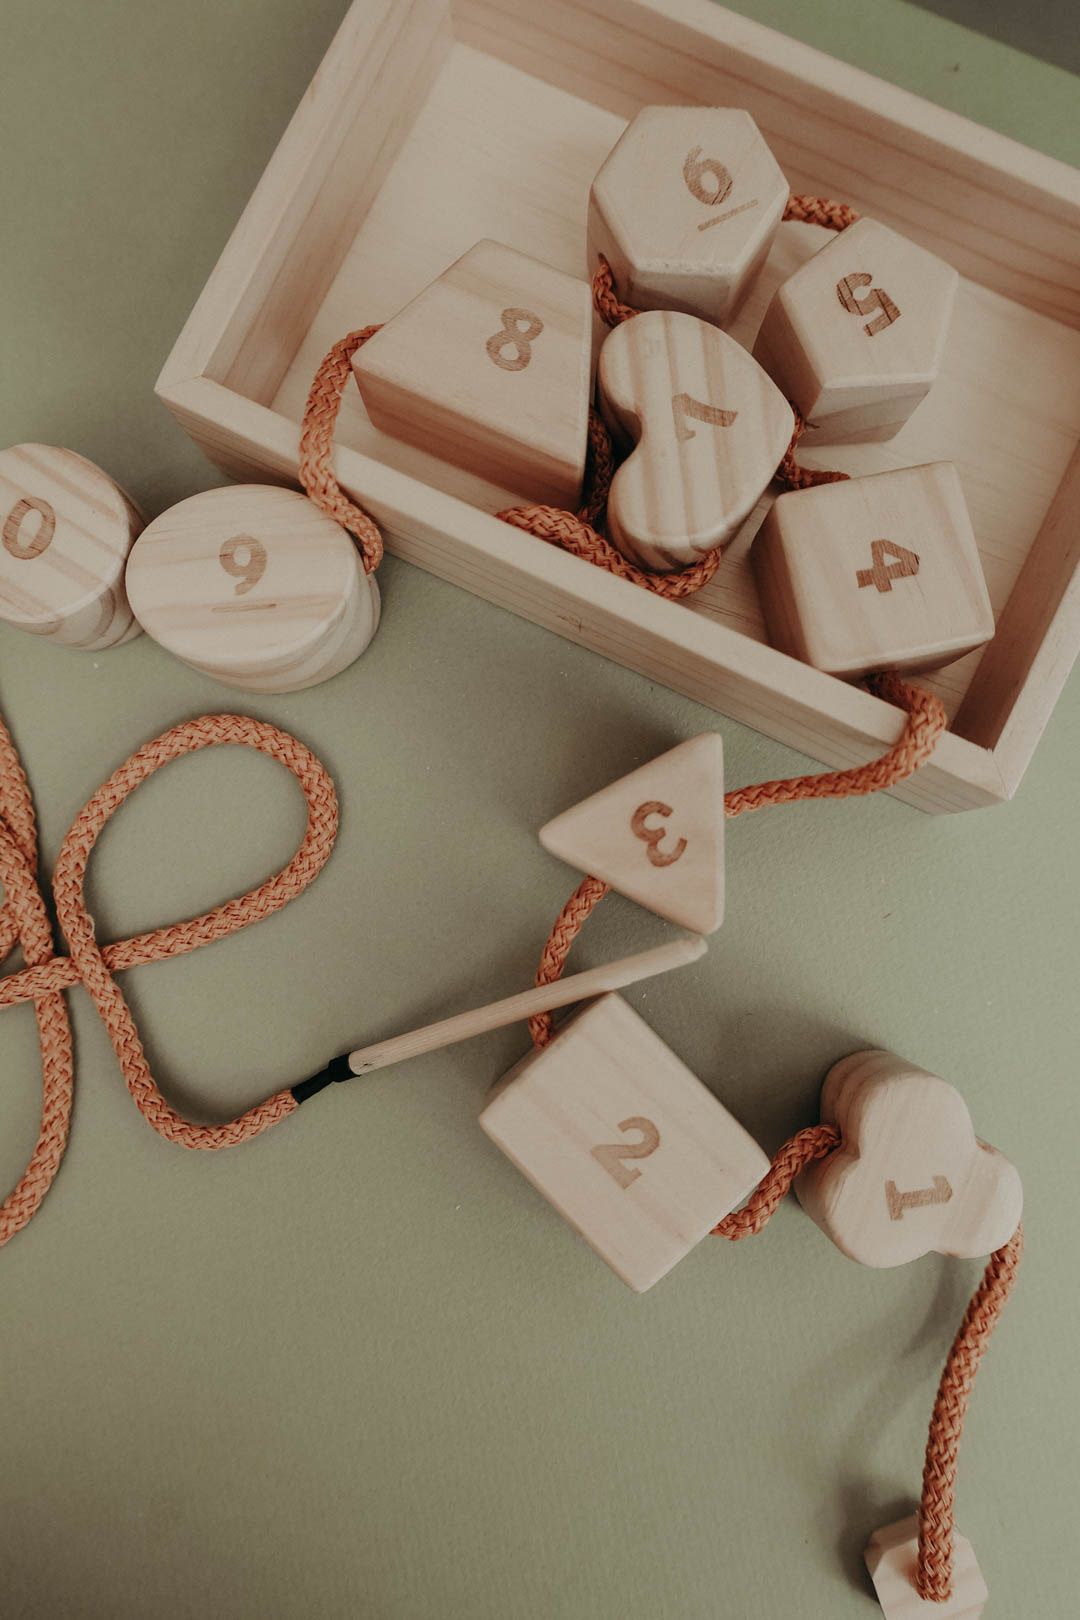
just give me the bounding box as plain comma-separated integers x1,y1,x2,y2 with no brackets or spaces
752,463,994,679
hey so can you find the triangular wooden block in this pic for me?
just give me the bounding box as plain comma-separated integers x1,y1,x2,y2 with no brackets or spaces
539,735,724,933
352,239,592,510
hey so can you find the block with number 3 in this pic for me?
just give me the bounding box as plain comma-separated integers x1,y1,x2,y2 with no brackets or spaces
752,463,994,679
351,239,592,509
480,993,770,1291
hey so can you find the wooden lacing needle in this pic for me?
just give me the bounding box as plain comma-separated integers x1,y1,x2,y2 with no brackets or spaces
291,934,707,1099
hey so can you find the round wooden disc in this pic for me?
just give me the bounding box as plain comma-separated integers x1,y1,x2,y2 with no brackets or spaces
0,443,143,650
125,485,380,693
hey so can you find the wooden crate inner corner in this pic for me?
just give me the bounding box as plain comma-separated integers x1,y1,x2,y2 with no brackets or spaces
187,0,1080,796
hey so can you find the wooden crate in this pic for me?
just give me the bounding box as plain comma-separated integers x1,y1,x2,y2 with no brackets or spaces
156,0,1080,815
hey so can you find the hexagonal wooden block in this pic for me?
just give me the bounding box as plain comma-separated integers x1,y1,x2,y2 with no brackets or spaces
753,217,959,443
480,993,770,1291
0,443,143,650
865,1517,987,1617
599,310,793,570
588,106,788,327
752,463,994,679
352,238,592,509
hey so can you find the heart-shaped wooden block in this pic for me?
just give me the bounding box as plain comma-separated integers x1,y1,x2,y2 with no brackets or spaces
796,1049,1022,1268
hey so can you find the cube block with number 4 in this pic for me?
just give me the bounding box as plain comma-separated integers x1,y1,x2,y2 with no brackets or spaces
752,463,994,679
480,993,770,1292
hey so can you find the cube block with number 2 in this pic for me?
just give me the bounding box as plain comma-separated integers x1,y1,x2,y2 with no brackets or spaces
752,462,994,679
480,992,770,1292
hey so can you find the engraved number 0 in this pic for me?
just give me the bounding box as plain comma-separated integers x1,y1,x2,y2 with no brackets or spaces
591,1117,662,1189
219,534,268,595
856,539,920,593
3,497,56,561
485,308,544,373
630,801,687,868
836,274,901,337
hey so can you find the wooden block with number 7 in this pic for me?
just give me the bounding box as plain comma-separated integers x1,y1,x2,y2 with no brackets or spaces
351,238,592,509
540,734,725,935
752,463,994,679
480,993,770,1291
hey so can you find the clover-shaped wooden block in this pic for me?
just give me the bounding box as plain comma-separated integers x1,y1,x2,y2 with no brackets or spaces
796,1050,1022,1268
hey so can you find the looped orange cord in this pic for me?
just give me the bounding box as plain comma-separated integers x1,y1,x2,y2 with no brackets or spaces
0,712,338,1247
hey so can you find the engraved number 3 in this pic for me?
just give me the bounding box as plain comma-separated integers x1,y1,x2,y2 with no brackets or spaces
630,800,687,868
3,497,56,561
485,308,544,373
592,1117,662,1189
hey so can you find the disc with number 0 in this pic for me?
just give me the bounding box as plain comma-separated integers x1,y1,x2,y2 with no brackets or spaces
125,485,380,693
0,443,144,650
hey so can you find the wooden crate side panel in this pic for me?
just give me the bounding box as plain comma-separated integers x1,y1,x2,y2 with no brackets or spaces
157,0,452,405
453,0,1080,327
156,378,1008,813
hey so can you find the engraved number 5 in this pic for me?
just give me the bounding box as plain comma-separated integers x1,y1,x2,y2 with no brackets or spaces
592,1117,662,1189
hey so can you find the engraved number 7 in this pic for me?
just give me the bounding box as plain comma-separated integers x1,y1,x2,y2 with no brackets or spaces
672,393,738,442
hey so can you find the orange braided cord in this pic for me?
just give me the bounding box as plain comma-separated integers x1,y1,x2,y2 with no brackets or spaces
916,1224,1024,1601
713,1124,841,1237
774,408,851,492
784,195,860,231
499,502,723,598
528,875,610,1048
299,324,384,571
0,715,340,1242
592,257,640,328
0,714,37,961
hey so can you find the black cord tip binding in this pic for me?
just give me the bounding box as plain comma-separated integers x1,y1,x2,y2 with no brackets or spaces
291,1052,354,1105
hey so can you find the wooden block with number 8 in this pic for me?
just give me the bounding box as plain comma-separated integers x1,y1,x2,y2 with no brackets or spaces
752,463,994,679
0,443,143,650
588,106,789,327
351,239,592,509
125,485,380,693
481,993,770,1291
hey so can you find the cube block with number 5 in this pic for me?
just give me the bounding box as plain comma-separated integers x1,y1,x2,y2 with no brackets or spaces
752,463,994,679
480,993,770,1292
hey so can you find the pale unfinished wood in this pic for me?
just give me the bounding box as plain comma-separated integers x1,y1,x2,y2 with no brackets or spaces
125,485,380,693
352,238,592,509
348,933,706,1072
154,0,1080,813
588,105,787,326
865,1517,987,1618
599,310,793,570
0,444,142,651
796,1049,1022,1268
480,991,770,1291
753,463,994,679
754,218,959,443
540,733,725,933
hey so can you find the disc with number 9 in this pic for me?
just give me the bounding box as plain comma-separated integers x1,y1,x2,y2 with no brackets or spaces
125,485,380,693
0,443,144,650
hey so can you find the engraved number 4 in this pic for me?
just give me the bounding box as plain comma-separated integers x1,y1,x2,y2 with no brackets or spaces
856,539,920,593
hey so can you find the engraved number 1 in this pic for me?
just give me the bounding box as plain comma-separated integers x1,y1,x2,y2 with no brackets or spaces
672,392,738,443
592,1117,662,1189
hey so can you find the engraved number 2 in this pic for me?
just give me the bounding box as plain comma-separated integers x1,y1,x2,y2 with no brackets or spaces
592,1117,662,1189
219,534,268,595
485,308,544,373
836,273,901,337
856,539,920,593
672,392,738,443
630,801,687,868
3,497,56,561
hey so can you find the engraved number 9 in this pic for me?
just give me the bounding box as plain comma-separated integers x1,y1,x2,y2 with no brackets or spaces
219,534,267,595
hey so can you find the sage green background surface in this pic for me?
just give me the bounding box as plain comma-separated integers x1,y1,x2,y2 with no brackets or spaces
1,3,1077,1616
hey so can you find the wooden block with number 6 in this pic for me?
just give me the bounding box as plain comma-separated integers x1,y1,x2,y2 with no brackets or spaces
0,443,143,650
351,239,592,509
481,993,770,1291
753,463,994,679
125,485,380,693
540,734,725,934
753,217,959,443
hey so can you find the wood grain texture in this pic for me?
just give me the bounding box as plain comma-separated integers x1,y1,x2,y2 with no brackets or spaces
865,1516,987,1617
588,105,787,326
0,444,142,650
352,239,592,509
795,1049,1022,1269
753,463,994,679
480,992,770,1292
125,485,379,693
154,0,1080,812
754,218,959,443
539,732,725,933
599,311,793,570
347,934,706,1072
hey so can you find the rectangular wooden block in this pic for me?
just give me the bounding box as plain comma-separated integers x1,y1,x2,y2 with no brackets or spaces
479,992,769,1291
